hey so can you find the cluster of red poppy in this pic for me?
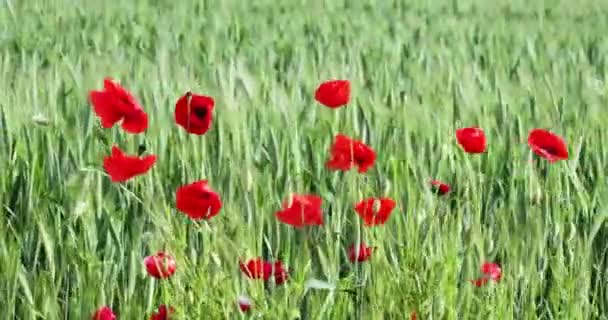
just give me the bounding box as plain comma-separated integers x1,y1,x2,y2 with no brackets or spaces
89,78,568,319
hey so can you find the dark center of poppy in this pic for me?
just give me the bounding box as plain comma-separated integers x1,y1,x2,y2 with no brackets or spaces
192,107,208,119
542,146,558,155
354,154,366,165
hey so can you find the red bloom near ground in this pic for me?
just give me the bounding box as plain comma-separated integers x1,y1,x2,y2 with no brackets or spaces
239,258,290,284
103,145,157,182
326,134,376,173
89,78,148,133
315,79,350,108
144,251,177,279
354,197,396,226
175,180,222,220
272,261,290,285
150,305,175,320
239,257,273,281
92,306,116,320
430,180,451,195
456,127,487,153
410,311,417,320
275,194,324,227
471,262,502,287
527,129,568,162
347,243,374,263
174,92,215,135
237,295,252,313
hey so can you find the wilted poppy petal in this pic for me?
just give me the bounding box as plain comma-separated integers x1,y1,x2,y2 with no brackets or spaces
144,252,177,279
103,145,156,182
315,80,350,108
175,180,222,220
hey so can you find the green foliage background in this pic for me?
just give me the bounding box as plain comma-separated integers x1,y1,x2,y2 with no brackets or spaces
1,0,608,319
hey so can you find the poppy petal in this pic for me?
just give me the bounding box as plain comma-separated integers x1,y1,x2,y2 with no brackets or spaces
315,80,351,108
175,180,222,220
103,146,156,182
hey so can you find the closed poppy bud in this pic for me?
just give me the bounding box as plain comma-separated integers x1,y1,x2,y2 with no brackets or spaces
89,78,148,134
326,134,376,173
527,129,568,162
347,243,373,263
315,79,350,108
430,180,451,195
175,180,222,220
144,252,177,279
354,197,396,226
103,145,157,182
275,194,324,227
149,305,175,320
237,295,252,312
92,306,116,320
174,92,215,135
456,127,487,153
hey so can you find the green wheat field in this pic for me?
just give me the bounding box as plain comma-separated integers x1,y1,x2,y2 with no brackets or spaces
2,0,608,319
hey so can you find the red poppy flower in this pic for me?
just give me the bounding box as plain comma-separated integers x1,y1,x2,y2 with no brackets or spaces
144,251,177,279
103,146,156,182
272,261,290,285
347,243,374,263
470,262,501,287
239,258,290,284
481,262,502,281
89,78,148,133
175,180,222,220
174,92,215,135
456,127,487,153
92,306,116,320
150,305,175,320
275,194,324,227
326,134,376,173
527,129,568,162
410,311,417,320
315,79,351,108
237,295,252,313
239,258,273,281
354,197,396,226
430,180,451,195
